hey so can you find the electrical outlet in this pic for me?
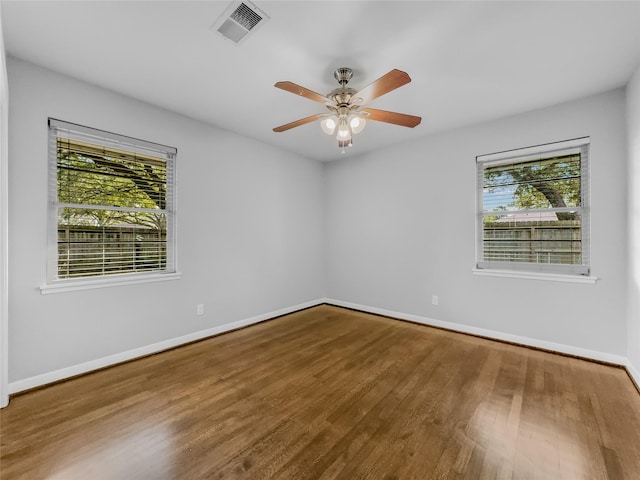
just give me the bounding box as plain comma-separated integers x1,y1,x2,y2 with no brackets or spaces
196,304,204,316
432,295,439,306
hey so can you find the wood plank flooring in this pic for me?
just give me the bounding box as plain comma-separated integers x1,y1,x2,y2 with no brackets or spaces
1,305,640,479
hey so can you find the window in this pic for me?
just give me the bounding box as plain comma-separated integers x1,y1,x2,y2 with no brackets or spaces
476,137,590,277
45,119,177,289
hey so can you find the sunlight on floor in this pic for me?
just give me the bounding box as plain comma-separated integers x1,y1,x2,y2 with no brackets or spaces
46,412,174,480
467,397,587,478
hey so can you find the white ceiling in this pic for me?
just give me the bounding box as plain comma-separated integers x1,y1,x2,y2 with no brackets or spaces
2,1,640,162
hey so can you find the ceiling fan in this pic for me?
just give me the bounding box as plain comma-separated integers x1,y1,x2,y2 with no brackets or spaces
273,67,421,152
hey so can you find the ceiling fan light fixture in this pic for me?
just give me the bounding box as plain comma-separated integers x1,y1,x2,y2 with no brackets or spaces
273,67,421,153
320,116,337,135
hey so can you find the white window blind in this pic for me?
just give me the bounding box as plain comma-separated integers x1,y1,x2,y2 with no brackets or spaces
476,137,590,276
47,118,177,283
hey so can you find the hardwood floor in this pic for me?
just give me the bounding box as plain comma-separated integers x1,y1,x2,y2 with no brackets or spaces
1,305,640,479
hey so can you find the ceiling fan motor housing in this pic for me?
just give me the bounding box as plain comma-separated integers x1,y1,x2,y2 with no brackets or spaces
329,68,358,107
334,67,353,86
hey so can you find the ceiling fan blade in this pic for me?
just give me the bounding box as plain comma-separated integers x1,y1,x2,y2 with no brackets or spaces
274,81,331,104
273,114,324,132
353,69,412,106
362,108,422,128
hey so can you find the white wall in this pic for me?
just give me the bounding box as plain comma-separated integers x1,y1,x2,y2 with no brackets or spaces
7,57,325,389
325,89,629,360
6,54,637,395
627,64,640,383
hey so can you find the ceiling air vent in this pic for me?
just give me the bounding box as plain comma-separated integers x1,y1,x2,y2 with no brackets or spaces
212,1,270,44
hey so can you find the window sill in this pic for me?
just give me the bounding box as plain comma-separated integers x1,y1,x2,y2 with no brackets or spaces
472,268,598,284
40,272,182,294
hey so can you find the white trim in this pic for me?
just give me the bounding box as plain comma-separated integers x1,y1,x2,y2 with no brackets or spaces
626,359,640,392
40,271,182,294
325,299,627,366
8,298,325,394
0,5,8,408
472,268,598,284
8,298,636,397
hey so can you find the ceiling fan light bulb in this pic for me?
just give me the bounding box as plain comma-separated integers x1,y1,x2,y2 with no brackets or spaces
349,116,366,134
320,117,337,135
336,121,352,141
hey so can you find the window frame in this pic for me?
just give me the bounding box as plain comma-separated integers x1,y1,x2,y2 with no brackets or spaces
41,118,180,294
474,137,595,282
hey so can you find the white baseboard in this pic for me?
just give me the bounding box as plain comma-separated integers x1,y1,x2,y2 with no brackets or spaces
325,298,629,366
8,298,325,395
627,359,640,391
9,298,637,397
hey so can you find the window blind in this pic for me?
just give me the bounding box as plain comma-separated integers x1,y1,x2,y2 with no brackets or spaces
47,119,177,282
476,137,590,275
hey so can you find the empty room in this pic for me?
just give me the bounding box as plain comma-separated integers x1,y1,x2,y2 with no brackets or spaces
1,1,640,479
